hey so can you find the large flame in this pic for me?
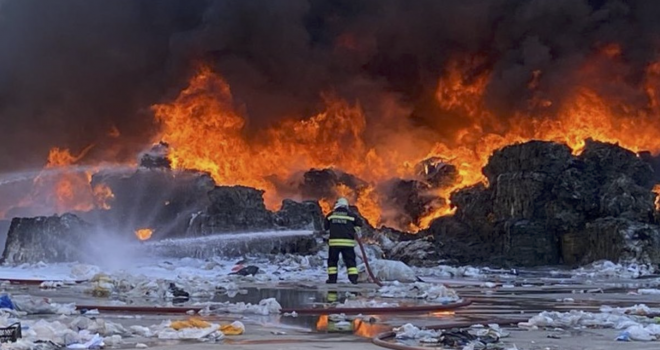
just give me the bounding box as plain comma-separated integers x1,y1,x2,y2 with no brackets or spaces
152,47,660,231
4,147,115,218
11,43,660,231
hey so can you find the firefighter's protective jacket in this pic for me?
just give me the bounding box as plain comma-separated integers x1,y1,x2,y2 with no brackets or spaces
323,207,364,247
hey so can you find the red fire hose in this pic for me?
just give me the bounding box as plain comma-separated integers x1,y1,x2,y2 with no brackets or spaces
356,235,384,287
75,305,203,314
279,298,471,315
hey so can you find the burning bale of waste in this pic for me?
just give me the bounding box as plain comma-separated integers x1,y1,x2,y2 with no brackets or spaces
88,167,215,240
1,166,328,264
426,139,660,267
2,214,95,264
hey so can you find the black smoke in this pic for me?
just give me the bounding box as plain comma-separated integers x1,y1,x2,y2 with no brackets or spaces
1,0,660,172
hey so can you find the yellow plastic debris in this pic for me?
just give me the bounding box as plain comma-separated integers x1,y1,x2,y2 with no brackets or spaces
219,321,245,335
170,317,211,330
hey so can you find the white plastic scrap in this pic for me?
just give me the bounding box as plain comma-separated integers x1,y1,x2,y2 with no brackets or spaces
39,281,65,289
11,295,76,315
414,265,483,278
378,281,459,302
198,298,282,316
359,259,417,282
637,289,660,295
156,326,224,341
393,323,439,340
66,334,104,349
518,310,660,341
571,260,655,279
600,304,660,316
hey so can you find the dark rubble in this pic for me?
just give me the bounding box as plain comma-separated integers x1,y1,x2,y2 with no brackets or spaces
425,139,660,267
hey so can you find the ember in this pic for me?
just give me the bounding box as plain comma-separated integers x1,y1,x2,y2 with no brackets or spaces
135,228,154,241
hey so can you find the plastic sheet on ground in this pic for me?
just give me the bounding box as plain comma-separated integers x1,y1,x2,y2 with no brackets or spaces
359,259,417,282
156,326,224,341
378,281,460,302
66,334,104,349
11,295,76,315
198,298,281,316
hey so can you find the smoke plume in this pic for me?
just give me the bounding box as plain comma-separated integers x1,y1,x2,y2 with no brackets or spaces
1,0,659,171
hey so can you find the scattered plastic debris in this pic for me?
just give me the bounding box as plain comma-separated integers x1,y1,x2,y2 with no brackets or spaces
519,309,660,341
198,298,282,316
393,323,508,348
571,260,656,279
378,282,459,302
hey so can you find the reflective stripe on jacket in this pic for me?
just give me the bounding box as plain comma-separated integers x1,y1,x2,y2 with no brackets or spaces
324,207,363,245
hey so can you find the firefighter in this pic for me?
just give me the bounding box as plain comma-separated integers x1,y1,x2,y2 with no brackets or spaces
324,197,363,284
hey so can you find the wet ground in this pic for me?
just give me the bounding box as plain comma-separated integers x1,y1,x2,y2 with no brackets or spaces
4,269,660,349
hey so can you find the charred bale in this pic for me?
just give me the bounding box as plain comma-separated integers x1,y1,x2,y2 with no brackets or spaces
427,216,506,265
299,168,366,200
188,186,274,235
580,218,660,266
546,165,597,233
380,179,445,229
483,141,572,186
599,175,656,222
0,220,10,253
638,151,660,183
503,219,560,266
451,183,493,221
492,172,552,221
415,157,460,189
384,237,440,267
579,139,655,189
274,199,324,231
427,140,660,267
2,214,93,264
90,168,214,240
139,142,171,169
450,183,495,235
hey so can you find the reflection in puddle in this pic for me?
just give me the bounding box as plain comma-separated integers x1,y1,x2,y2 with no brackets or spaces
315,315,390,338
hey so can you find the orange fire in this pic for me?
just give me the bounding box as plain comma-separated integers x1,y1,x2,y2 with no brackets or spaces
93,183,115,210
315,315,385,337
6,41,659,232
316,315,328,331
152,49,660,231
654,185,660,211
31,147,98,214
135,228,154,241
4,146,116,219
